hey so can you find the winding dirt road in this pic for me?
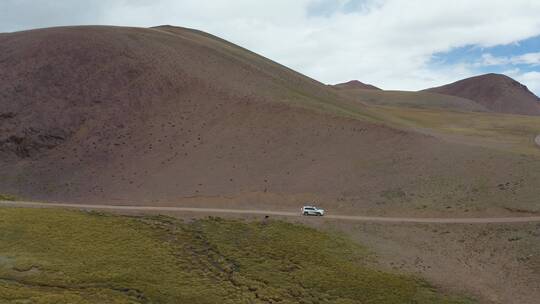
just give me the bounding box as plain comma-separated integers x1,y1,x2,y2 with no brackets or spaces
2,200,540,224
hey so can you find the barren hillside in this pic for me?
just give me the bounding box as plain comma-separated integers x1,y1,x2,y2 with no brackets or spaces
425,73,540,115
1,26,539,215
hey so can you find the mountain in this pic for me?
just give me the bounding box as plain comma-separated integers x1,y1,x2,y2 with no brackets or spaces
333,80,382,90
1,26,539,215
0,25,422,208
425,73,540,115
334,79,488,112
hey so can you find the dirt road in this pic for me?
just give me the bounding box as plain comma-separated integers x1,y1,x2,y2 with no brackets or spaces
2,200,540,224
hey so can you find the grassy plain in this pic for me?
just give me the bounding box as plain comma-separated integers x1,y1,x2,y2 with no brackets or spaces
0,208,474,303
372,105,540,156
339,89,488,112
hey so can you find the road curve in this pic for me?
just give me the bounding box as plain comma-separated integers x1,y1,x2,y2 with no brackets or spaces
2,200,540,224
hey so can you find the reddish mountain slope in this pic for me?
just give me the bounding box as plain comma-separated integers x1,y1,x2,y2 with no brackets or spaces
425,73,540,115
333,80,381,90
0,26,538,215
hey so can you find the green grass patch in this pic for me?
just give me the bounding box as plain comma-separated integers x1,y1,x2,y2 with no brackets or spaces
0,194,17,201
0,208,474,303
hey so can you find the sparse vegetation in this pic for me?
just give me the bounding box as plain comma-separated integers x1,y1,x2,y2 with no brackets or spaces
339,89,489,112
0,208,474,303
373,105,540,156
0,194,17,201
380,188,407,202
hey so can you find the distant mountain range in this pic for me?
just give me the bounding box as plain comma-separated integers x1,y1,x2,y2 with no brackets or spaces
335,73,540,115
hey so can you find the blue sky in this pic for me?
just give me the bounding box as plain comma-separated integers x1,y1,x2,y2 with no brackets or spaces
433,35,540,66
430,35,540,94
431,35,540,92
1,0,539,95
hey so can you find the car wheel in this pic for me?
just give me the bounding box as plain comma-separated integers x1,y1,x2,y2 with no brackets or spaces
303,212,308,216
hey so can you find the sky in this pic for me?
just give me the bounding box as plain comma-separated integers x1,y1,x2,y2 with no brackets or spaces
1,0,539,95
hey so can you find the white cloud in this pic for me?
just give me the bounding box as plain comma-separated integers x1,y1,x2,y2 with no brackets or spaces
1,0,540,93
480,53,510,66
479,52,540,67
512,52,540,65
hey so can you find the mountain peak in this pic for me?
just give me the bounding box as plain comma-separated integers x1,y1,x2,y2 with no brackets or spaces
425,74,540,115
333,80,381,90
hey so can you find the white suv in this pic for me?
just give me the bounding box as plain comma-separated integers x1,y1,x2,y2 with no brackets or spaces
301,206,325,216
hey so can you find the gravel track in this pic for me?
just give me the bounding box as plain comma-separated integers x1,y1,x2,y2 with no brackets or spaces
2,201,540,224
